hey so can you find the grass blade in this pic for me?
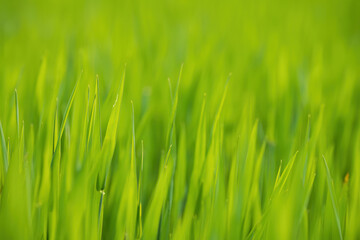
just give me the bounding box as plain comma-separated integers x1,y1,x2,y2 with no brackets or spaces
322,155,343,240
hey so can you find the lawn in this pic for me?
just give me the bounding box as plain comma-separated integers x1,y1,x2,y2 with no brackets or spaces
0,0,359,239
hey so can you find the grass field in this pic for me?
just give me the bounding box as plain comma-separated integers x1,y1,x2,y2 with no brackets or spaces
0,0,360,239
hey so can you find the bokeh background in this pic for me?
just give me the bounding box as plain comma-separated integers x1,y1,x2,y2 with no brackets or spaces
1,0,359,165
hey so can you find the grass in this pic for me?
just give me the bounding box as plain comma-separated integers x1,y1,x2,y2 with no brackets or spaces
0,0,360,239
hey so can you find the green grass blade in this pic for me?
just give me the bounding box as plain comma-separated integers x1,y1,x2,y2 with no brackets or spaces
322,155,343,240
51,72,81,167
0,121,8,173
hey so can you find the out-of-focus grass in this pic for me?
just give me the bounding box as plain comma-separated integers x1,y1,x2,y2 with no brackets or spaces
0,0,360,239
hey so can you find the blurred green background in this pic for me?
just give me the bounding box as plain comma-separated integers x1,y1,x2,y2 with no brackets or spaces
1,0,359,166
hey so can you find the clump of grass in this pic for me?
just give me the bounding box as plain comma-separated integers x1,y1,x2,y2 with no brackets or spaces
1,0,360,239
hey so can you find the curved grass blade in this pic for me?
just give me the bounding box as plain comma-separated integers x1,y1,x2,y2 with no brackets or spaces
51,72,81,167
143,145,173,239
96,75,103,146
114,100,138,239
211,73,231,138
97,69,126,238
0,121,8,173
15,89,19,140
322,155,343,240
166,64,183,148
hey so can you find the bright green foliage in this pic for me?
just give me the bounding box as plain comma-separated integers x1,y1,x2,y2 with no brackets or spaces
0,0,360,239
